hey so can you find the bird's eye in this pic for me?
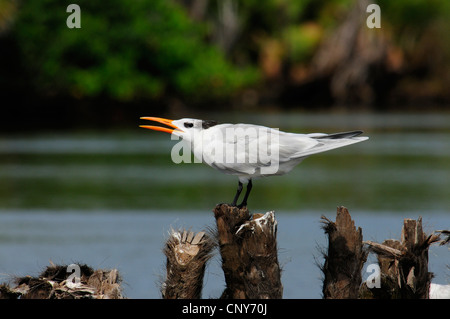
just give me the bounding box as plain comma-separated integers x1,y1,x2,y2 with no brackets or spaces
184,122,194,128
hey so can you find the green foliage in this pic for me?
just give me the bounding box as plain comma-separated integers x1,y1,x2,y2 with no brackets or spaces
376,0,450,74
12,0,259,101
3,0,450,107
377,0,447,31
281,24,322,63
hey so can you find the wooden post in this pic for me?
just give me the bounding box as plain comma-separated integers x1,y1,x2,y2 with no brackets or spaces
364,217,440,298
162,229,214,299
214,204,283,299
321,206,367,299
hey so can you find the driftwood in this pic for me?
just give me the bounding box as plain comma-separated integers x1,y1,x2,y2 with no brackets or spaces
320,206,368,299
214,204,282,299
0,263,123,299
362,217,440,299
162,229,214,299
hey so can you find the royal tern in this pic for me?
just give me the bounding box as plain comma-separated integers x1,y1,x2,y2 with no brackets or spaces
140,117,368,207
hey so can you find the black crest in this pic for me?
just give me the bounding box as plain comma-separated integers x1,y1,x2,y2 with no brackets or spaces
202,120,218,129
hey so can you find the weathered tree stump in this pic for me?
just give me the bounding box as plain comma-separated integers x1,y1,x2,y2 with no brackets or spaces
0,263,123,299
321,206,367,299
213,204,283,299
363,217,440,299
162,229,214,299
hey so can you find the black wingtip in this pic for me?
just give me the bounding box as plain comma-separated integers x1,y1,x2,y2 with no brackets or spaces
315,130,364,139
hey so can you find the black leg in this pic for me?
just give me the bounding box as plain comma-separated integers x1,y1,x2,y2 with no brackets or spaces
238,179,252,208
231,181,243,206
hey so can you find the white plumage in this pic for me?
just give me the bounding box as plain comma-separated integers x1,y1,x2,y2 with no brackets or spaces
140,117,369,207
430,283,450,299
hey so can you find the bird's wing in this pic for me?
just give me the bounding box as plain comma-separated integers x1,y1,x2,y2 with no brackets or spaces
281,131,368,159
276,132,319,161
199,124,282,175
198,124,368,175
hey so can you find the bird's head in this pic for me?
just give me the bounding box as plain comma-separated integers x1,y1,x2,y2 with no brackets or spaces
140,117,218,141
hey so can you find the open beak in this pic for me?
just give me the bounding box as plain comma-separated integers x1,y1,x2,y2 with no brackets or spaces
140,117,183,134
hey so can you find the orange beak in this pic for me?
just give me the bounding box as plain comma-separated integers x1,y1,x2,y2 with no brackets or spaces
139,117,183,134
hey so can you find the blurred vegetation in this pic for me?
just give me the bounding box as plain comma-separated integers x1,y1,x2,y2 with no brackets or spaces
7,0,259,102
1,0,450,130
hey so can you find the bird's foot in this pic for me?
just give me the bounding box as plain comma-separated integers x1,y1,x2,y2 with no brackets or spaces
216,202,239,208
237,202,247,209
223,202,247,209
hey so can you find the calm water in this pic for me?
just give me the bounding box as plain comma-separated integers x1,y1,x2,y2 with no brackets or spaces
0,112,449,298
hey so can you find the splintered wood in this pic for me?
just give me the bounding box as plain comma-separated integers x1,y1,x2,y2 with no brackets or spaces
363,217,440,299
214,204,283,299
321,206,367,299
321,208,443,299
162,229,214,299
